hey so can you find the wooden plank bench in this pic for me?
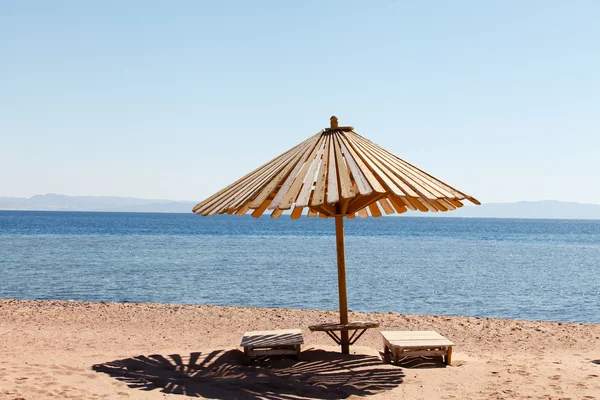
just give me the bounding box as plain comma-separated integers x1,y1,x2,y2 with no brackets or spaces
240,329,304,361
381,330,454,366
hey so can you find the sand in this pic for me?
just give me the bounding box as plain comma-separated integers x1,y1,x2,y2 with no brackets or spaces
1,299,599,400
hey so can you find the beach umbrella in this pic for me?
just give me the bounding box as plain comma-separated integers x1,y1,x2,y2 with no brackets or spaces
193,116,479,354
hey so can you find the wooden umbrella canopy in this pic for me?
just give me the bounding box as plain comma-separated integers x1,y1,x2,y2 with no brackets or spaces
193,116,479,353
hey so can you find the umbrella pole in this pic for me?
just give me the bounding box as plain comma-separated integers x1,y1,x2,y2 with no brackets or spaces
335,215,350,354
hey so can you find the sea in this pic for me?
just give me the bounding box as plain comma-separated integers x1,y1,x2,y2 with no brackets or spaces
1,211,599,324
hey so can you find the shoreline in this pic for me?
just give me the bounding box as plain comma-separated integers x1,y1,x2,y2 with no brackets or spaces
1,299,599,399
3,298,597,326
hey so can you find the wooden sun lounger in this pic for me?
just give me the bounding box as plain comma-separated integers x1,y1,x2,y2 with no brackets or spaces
241,329,304,361
381,330,454,366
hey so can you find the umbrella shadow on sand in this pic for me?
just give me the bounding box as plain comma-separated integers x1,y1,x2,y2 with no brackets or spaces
92,349,404,399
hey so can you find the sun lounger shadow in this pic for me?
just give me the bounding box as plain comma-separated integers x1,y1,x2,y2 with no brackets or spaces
92,349,404,399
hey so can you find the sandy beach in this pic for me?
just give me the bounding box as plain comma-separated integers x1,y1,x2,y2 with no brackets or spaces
1,299,599,399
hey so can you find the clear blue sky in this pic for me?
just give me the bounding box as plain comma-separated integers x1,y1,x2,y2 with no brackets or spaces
2,1,599,204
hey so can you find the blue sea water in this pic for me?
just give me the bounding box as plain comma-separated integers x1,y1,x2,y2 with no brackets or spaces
1,211,599,323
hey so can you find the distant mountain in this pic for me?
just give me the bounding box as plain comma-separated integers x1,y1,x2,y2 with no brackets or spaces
0,194,196,213
424,200,600,220
0,195,599,219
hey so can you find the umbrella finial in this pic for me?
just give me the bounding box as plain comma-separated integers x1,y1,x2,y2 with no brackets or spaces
330,116,339,129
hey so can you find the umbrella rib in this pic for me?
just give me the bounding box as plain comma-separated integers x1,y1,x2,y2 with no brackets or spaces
248,132,323,209
343,133,411,197
357,207,369,218
347,132,436,200
368,202,383,217
378,198,396,215
349,133,456,199
225,135,321,212
200,139,311,215
351,131,479,204
268,134,323,211
276,134,328,210
337,133,386,194
220,146,309,214
193,135,314,214
346,134,447,212
403,197,428,212
311,204,335,217
337,133,374,196
346,193,384,215
295,137,327,208
310,134,331,207
250,198,273,218
353,134,453,198
387,196,408,214
270,208,284,218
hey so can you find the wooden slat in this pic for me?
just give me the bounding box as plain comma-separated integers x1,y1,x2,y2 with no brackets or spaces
354,131,481,205
310,136,331,207
447,199,464,208
429,199,448,212
326,134,339,204
436,199,456,211
249,133,322,209
251,198,272,218
344,144,448,212
270,208,284,218
382,330,450,339
337,133,372,196
416,198,439,212
234,204,251,216
357,208,369,218
347,133,425,198
343,133,412,197
467,196,481,205
202,138,311,215
378,198,395,215
350,132,468,199
307,208,318,217
351,133,455,199
338,133,386,193
241,329,304,347
332,132,355,199
269,134,324,210
346,193,384,215
409,197,438,212
401,197,422,211
296,139,327,207
195,135,314,214
290,206,303,219
387,196,408,214
387,339,453,347
278,135,328,210
368,202,382,217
